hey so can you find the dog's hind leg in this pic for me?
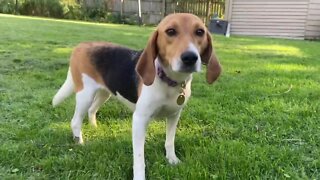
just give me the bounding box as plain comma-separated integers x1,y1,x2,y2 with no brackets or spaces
88,90,111,127
71,74,99,144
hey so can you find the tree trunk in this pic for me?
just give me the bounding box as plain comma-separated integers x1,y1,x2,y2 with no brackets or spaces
15,0,18,14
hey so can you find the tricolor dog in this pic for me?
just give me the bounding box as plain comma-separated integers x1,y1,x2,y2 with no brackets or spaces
52,13,221,180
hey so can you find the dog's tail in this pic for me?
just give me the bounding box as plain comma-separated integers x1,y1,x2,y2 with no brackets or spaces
52,68,74,107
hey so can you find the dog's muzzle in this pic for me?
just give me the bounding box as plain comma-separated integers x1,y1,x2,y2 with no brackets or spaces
181,51,198,66
178,51,199,72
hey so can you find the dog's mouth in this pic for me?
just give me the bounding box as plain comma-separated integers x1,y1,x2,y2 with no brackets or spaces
171,58,201,74
176,65,198,73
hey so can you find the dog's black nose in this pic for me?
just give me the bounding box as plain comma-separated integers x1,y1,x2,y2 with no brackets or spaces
181,51,198,65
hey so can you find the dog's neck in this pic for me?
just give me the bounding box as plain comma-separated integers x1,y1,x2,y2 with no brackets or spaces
155,58,192,87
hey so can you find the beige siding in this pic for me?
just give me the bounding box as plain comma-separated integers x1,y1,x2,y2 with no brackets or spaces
229,0,309,39
305,0,320,39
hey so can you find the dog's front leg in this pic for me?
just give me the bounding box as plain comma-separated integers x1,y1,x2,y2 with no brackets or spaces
165,111,182,165
132,111,150,180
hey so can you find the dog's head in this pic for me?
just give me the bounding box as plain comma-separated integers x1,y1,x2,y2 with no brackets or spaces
137,13,221,86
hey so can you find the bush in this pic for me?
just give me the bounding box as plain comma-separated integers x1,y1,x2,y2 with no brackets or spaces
0,0,127,24
62,3,83,20
19,0,63,18
0,0,16,14
61,1,108,22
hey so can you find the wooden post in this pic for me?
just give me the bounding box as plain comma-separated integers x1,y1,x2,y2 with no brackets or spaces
224,0,233,37
225,0,233,21
205,0,210,25
120,0,124,21
138,0,142,26
162,0,166,18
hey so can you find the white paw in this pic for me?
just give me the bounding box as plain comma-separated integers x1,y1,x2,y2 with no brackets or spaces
133,176,145,180
133,172,145,180
166,154,181,165
89,120,98,128
73,136,84,144
133,163,145,180
88,115,98,127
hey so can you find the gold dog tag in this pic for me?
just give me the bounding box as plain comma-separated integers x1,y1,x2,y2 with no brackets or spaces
177,95,185,105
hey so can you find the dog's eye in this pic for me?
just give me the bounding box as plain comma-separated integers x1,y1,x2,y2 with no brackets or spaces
165,28,177,37
195,29,205,37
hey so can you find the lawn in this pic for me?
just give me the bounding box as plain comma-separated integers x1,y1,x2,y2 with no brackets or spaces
0,14,320,179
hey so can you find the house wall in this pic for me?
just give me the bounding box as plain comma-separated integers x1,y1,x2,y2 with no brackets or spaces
305,0,320,39
226,0,318,39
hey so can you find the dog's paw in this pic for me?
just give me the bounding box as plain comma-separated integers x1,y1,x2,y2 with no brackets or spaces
166,155,181,165
89,120,98,128
73,136,84,144
133,168,146,180
88,114,98,128
133,176,145,180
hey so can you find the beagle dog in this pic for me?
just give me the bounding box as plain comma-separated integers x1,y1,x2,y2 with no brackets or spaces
52,13,221,180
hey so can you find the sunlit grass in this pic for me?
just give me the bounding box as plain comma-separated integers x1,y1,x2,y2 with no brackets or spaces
0,13,127,28
0,14,320,179
265,63,316,72
246,45,304,57
53,47,73,55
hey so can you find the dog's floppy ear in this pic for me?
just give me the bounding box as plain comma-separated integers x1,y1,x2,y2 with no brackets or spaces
136,31,158,86
201,32,221,84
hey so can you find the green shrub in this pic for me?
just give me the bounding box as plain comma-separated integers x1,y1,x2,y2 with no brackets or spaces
106,12,122,24
19,0,63,18
60,0,84,20
0,0,130,24
0,0,16,14
62,3,83,20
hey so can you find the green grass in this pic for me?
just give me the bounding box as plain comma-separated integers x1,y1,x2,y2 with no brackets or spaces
0,13,320,179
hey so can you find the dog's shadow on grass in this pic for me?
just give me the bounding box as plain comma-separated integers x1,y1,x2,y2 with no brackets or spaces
45,100,202,179
34,116,134,178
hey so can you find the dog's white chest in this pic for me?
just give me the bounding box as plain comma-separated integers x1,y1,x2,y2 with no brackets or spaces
139,78,192,118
